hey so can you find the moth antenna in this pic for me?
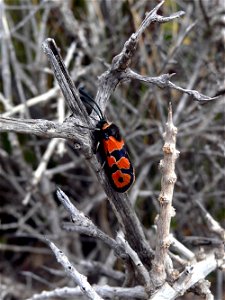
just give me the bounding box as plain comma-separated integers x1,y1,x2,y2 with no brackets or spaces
79,88,104,120
81,97,102,120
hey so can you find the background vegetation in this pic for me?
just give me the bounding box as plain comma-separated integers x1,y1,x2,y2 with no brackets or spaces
0,0,224,299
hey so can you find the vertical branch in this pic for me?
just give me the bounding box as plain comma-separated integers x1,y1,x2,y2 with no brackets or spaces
151,103,180,287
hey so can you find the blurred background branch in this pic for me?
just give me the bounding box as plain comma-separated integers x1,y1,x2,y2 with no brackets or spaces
0,0,224,299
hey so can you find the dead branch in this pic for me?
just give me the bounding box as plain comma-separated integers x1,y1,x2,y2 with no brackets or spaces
150,253,224,300
26,285,147,300
57,188,126,259
150,104,179,287
0,1,224,299
41,36,154,269
45,239,103,300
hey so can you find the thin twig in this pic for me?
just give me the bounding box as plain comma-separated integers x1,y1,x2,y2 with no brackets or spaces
195,200,225,241
22,139,59,205
170,234,195,261
26,285,147,300
1,87,59,117
117,232,152,293
57,188,126,259
45,238,103,300
124,69,219,102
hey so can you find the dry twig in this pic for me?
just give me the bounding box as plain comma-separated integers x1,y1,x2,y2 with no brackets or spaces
44,239,103,300
0,1,224,299
150,103,179,287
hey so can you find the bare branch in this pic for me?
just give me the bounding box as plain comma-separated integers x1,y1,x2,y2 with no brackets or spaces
117,232,152,293
191,279,214,300
22,139,60,205
125,69,219,102
136,1,185,37
1,87,59,117
150,253,224,300
42,38,90,123
26,285,147,300
57,188,126,258
110,1,185,71
96,1,185,112
183,236,223,247
40,38,154,268
1,32,155,272
170,234,195,261
45,238,103,300
0,116,85,142
195,200,225,241
1,1,224,299
150,104,180,287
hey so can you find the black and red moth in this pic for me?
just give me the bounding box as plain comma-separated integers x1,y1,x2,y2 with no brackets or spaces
46,39,134,193
79,89,135,193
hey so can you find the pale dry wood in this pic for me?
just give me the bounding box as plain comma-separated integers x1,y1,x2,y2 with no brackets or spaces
0,1,224,299
117,232,152,293
0,2,193,270
42,37,154,269
1,87,59,117
150,104,180,287
195,200,225,242
23,138,59,205
150,253,224,300
170,234,195,261
0,1,33,178
26,285,147,300
57,188,126,259
45,239,103,300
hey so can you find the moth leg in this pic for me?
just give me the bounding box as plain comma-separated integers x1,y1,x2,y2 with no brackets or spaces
97,161,106,173
92,130,100,154
93,140,99,154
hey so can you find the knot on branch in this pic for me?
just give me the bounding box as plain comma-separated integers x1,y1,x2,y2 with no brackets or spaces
74,143,81,149
152,261,165,274
185,265,194,275
215,243,225,260
196,248,207,261
158,194,170,205
161,237,171,249
157,73,176,87
39,120,56,133
162,143,174,154
167,175,177,184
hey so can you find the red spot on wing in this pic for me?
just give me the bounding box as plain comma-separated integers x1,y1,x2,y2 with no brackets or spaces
107,156,130,169
111,170,132,189
103,137,124,154
98,121,135,192
107,156,116,168
117,157,130,169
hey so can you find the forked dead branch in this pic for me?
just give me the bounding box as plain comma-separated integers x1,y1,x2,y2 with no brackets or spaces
0,1,224,300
